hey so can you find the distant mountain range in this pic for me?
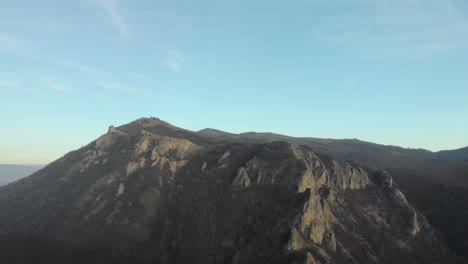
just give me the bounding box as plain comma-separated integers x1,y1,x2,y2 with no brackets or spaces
0,117,466,263
0,164,44,186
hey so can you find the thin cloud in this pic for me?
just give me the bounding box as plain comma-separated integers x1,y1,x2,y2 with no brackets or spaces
0,33,25,55
49,83,72,92
95,0,130,37
143,89,156,97
97,80,163,99
68,62,107,76
29,72,73,93
126,72,145,80
94,93,112,101
0,79,16,88
309,0,468,57
52,60,115,81
165,48,185,72
98,80,136,92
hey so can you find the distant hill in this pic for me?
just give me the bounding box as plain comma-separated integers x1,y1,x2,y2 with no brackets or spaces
436,147,468,161
0,164,44,186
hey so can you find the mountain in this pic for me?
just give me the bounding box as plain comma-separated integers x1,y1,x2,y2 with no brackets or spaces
0,117,465,263
0,164,44,186
436,147,468,161
197,128,468,259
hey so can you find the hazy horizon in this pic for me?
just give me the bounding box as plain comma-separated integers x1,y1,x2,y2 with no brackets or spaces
1,0,468,164
1,116,467,165
0,164,45,186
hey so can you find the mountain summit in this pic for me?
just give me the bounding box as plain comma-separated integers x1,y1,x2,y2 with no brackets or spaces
0,117,465,263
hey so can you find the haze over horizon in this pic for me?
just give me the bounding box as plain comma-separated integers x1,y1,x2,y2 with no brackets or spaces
1,0,468,164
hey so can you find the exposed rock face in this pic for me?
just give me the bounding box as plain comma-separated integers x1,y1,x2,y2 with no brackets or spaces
330,160,370,190
0,118,455,263
374,171,424,237
233,167,251,187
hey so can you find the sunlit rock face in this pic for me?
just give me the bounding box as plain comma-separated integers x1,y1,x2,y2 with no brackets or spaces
0,118,453,264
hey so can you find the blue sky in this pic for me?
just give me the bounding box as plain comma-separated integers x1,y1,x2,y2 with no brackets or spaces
1,0,468,164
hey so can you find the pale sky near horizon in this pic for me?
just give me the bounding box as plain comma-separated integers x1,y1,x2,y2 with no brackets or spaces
1,0,468,164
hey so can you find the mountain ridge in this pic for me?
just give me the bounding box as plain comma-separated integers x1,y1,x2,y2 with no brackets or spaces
196,124,462,155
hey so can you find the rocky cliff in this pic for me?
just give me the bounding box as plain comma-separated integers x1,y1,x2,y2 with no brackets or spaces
0,118,457,263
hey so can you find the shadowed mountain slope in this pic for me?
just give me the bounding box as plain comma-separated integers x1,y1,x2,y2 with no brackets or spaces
0,117,465,263
197,125,468,259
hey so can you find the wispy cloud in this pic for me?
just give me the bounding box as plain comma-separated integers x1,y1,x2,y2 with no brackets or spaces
49,83,72,92
309,0,468,57
94,93,112,101
98,80,136,92
51,60,155,97
97,80,158,99
62,61,111,77
126,72,145,80
143,89,156,97
165,48,185,72
0,33,26,55
0,79,16,88
29,72,72,93
95,0,130,37
0,72,24,93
